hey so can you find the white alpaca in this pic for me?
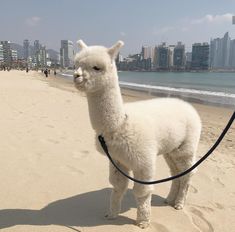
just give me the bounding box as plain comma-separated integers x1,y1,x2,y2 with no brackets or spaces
74,40,201,228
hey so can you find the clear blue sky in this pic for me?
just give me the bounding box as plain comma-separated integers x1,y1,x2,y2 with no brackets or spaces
1,0,235,56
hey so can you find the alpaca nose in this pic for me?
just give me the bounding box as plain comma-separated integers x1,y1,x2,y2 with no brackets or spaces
73,72,80,78
74,67,83,79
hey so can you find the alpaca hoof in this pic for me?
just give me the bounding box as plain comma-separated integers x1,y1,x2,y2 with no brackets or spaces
105,213,118,220
174,203,184,210
136,220,150,229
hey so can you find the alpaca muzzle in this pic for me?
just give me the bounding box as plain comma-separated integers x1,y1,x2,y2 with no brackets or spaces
74,68,84,84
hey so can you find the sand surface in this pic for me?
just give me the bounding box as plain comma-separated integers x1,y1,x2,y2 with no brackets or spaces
0,70,234,232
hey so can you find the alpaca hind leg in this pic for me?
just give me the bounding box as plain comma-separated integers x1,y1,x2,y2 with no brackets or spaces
164,154,180,206
172,149,196,210
106,161,129,219
133,168,154,228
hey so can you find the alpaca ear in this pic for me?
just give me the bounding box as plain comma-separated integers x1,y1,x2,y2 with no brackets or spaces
77,40,88,49
108,40,124,59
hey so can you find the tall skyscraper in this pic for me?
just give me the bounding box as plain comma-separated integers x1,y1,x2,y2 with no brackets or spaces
10,50,18,61
210,38,221,68
23,39,30,60
168,45,175,68
33,40,41,67
191,43,209,70
34,40,40,52
156,43,169,69
152,46,158,69
173,42,185,69
0,41,11,65
229,39,235,68
210,32,235,69
222,32,230,67
60,40,74,68
0,44,3,62
40,45,47,67
141,46,152,60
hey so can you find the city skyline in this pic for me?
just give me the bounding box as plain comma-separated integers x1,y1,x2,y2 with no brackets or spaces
1,31,235,70
1,0,235,56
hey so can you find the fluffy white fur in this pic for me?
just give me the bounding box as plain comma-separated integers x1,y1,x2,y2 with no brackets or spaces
74,40,201,228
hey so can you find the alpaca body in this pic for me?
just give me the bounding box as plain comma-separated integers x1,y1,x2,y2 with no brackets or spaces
74,40,201,228
100,98,201,170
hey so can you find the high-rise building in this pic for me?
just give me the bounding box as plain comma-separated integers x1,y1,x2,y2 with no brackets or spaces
33,40,41,67
60,40,74,68
222,32,230,67
140,46,153,70
156,43,169,69
191,43,209,70
10,50,18,61
168,45,175,68
173,42,185,69
210,32,232,69
23,39,30,60
34,40,40,52
152,46,158,69
31,40,48,68
0,41,11,65
210,38,221,68
40,46,47,67
0,44,3,62
141,46,152,60
229,39,235,68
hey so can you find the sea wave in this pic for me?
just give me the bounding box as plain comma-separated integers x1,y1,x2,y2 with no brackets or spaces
59,72,235,107
119,81,235,99
60,73,73,78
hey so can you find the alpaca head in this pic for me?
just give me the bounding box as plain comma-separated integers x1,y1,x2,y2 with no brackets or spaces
74,40,124,93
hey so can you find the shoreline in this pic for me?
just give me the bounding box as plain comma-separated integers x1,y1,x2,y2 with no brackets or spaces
58,71,235,109
0,70,234,232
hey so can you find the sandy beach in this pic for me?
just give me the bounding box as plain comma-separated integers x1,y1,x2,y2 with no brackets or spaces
0,70,234,232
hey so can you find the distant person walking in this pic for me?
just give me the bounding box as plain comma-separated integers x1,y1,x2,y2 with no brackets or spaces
54,69,57,76
26,67,29,73
44,69,48,77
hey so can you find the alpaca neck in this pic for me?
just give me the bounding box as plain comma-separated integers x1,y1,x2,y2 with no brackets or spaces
87,83,126,134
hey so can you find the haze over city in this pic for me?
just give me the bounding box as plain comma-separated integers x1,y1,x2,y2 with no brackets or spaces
1,0,235,56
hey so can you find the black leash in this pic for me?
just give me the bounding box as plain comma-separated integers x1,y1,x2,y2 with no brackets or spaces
98,111,235,185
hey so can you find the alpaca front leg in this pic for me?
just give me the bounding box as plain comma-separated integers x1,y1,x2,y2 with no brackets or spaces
106,161,129,219
133,171,154,228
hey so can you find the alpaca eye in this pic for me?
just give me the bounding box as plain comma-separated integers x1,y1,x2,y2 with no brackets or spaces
93,66,101,71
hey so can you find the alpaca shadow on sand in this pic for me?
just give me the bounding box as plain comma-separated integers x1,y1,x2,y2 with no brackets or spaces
0,188,166,229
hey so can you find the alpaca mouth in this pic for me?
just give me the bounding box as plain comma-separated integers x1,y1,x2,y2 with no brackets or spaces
74,75,85,86
74,76,87,91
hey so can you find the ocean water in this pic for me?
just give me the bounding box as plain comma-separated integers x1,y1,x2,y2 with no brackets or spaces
60,70,235,108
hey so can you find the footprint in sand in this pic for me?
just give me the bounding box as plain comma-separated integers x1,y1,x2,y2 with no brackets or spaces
212,177,225,187
46,124,54,128
189,204,214,213
72,150,90,159
66,165,84,175
47,138,60,144
81,150,90,154
189,207,214,232
189,185,198,194
212,202,224,210
151,222,170,232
